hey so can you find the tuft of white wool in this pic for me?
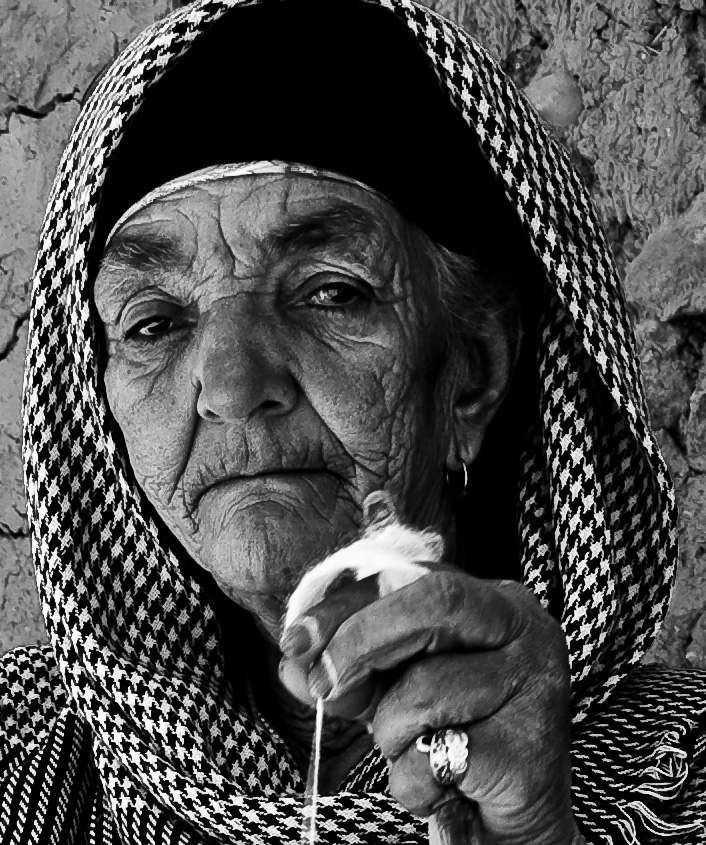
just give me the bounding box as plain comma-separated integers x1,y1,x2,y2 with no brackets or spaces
284,498,445,629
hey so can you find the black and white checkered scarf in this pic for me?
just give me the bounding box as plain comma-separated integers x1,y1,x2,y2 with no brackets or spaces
2,1,706,843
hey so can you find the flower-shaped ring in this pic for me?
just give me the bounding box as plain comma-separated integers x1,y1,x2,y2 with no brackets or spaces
415,728,469,787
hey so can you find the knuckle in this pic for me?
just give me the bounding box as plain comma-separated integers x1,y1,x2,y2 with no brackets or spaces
525,647,571,710
428,571,468,617
399,659,431,694
495,579,528,601
388,766,419,809
387,758,437,816
332,611,366,662
371,720,402,761
504,587,571,688
498,580,546,624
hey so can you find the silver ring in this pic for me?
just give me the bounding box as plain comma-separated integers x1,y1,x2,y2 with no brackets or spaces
415,728,469,786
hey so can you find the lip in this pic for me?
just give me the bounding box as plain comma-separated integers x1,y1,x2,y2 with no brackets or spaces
193,468,338,508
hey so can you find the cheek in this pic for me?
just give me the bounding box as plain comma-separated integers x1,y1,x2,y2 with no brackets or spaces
103,358,195,497
294,306,441,475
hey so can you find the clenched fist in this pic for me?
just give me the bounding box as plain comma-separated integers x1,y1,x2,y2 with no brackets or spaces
281,565,585,845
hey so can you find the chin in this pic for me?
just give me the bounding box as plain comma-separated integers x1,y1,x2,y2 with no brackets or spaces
194,486,360,637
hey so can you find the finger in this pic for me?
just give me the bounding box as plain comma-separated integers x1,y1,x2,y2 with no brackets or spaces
387,738,445,816
308,572,522,699
278,655,316,706
389,698,573,839
371,652,519,760
390,721,500,815
387,733,484,823
387,745,482,833
279,572,386,716
448,718,574,842
279,654,380,720
280,573,380,662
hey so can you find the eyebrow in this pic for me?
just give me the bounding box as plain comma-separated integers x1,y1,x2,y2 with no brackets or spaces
99,198,384,281
100,229,191,274
262,200,383,260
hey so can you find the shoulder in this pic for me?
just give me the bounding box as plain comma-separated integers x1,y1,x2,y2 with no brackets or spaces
0,644,69,768
572,664,706,844
0,646,112,842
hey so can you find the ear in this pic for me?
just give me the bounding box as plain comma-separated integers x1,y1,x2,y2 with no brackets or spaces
446,310,522,470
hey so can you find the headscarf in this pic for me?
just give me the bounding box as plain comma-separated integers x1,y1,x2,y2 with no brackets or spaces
2,1,706,843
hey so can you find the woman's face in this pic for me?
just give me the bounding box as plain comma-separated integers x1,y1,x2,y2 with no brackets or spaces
93,173,454,639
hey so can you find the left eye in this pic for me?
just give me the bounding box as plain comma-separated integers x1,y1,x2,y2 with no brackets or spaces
307,283,364,308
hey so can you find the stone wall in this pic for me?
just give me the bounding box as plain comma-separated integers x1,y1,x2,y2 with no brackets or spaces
1,0,705,666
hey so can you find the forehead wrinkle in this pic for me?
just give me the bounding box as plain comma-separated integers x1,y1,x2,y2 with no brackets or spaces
100,227,192,275
95,272,186,328
95,228,192,321
215,180,299,282
213,194,270,284
262,200,387,263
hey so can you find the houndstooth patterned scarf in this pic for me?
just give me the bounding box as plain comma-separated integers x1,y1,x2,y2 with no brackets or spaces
2,0,706,843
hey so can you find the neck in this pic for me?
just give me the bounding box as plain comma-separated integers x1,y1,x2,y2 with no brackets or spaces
250,634,374,790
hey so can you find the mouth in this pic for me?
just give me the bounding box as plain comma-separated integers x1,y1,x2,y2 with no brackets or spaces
193,468,340,508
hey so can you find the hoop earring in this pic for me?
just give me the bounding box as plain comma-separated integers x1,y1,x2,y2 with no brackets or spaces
445,461,469,499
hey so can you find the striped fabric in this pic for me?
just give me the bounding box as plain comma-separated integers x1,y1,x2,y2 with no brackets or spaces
2,0,706,843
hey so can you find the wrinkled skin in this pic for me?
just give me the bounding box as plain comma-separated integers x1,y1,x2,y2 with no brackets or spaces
281,573,583,845
95,174,458,634
94,173,582,845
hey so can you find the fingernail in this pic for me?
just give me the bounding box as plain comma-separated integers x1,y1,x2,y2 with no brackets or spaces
309,653,336,701
280,624,311,657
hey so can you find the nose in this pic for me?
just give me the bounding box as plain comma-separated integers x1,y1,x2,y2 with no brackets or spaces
193,298,298,423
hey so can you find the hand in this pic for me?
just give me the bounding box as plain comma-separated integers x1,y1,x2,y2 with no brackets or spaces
280,570,583,845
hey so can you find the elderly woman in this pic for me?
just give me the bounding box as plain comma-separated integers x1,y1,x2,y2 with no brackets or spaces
2,0,706,843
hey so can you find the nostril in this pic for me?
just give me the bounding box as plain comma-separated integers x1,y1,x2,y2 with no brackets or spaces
194,350,298,421
200,407,225,424
260,400,281,412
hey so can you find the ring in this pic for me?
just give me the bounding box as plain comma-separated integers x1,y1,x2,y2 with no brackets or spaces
415,728,469,786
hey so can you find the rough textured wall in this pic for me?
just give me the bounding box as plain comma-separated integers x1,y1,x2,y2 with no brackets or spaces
1,0,705,667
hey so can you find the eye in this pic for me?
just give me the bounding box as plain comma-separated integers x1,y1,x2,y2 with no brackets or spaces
125,316,175,340
307,281,367,308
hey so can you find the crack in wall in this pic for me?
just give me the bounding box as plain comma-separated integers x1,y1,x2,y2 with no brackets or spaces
0,567,23,615
0,527,29,540
0,310,29,363
0,91,80,134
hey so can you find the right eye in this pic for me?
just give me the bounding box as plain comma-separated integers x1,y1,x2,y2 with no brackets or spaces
125,316,175,341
